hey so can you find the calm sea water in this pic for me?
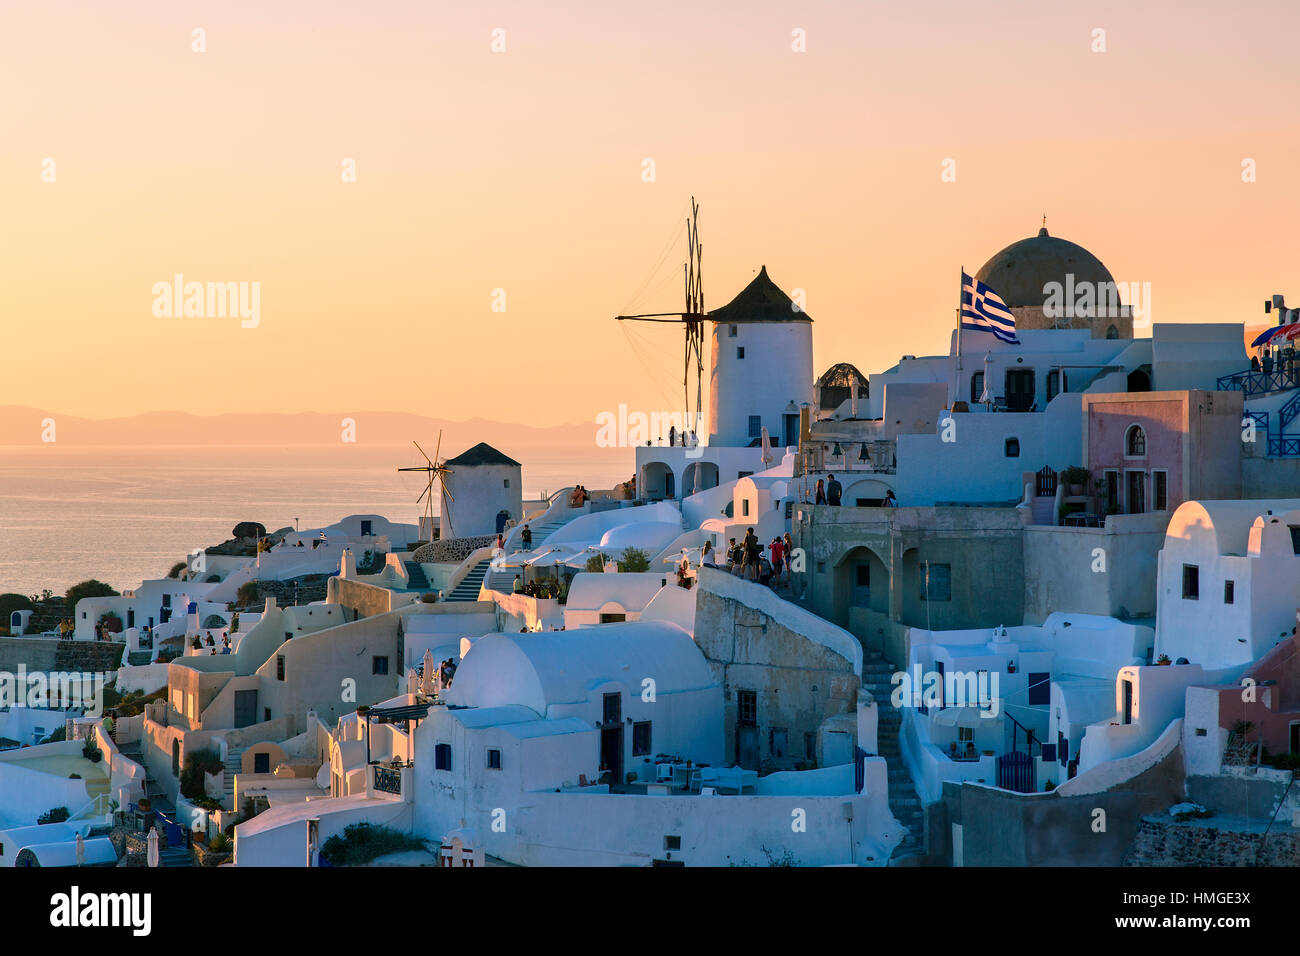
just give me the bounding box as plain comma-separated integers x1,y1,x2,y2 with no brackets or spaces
0,444,633,597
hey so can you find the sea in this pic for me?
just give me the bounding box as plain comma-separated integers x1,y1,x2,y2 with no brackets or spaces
0,444,633,597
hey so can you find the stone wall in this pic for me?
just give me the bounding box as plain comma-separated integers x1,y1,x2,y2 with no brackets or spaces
413,535,496,564
1126,818,1300,866
694,577,859,772
946,736,1185,866
0,637,125,673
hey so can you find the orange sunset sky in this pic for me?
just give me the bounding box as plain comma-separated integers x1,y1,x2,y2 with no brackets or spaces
3,0,1299,426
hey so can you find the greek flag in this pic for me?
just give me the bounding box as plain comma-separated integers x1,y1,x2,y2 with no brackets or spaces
961,272,1019,344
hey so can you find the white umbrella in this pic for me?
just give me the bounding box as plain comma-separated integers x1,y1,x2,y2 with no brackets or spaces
980,352,992,406
526,547,576,568
75,833,85,867
561,546,620,568
662,547,702,566
760,426,773,468
147,827,160,867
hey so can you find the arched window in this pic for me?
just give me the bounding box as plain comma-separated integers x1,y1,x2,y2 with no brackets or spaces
1106,324,1119,339
1126,425,1146,457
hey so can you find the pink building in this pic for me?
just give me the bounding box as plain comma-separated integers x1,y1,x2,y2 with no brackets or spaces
1081,390,1242,517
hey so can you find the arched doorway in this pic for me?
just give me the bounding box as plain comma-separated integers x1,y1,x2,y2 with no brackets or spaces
681,461,719,497
1127,368,1151,392
171,738,180,776
641,462,675,501
833,546,890,626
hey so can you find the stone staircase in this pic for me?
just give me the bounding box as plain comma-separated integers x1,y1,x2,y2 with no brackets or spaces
223,747,244,811
403,561,431,591
522,519,569,547
114,741,194,866
860,650,926,863
1029,495,1055,525
446,559,489,602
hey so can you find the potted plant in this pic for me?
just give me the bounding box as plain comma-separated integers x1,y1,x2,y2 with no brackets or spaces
1156,654,1171,665
1060,466,1090,496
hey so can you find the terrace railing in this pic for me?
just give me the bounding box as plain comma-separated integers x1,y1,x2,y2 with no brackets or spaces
373,765,402,795
1217,366,1300,398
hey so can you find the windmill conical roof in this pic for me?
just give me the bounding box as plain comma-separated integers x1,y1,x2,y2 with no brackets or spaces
708,265,812,324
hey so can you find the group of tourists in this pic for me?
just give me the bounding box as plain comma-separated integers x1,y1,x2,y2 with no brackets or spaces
720,529,794,590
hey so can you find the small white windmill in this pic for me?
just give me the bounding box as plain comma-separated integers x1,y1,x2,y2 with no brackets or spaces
398,430,454,542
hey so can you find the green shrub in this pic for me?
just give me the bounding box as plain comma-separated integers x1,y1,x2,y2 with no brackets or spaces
585,553,610,573
82,738,102,763
319,823,426,866
208,832,231,853
617,547,650,573
0,593,34,621
180,748,224,800
167,562,188,579
1059,465,1091,487
38,806,70,825
236,582,261,607
65,579,119,610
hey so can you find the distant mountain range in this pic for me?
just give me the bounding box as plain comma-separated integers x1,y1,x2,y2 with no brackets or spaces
0,406,600,448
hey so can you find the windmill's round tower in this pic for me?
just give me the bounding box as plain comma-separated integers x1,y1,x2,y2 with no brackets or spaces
707,265,814,448
439,443,523,540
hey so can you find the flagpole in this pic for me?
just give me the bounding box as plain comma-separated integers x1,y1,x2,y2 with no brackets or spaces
954,267,964,407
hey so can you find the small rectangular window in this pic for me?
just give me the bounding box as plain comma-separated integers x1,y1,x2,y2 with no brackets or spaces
372,655,389,675
603,692,622,724
1224,580,1234,604
633,721,652,756
1195,728,1208,737
503,478,510,488
264,707,271,722
599,612,626,624
805,733,817,761
748,416,762,438
742,499,750,517
737,346,745,359
276,655,285,681
435,743,452,771
1182,564,1199,600
737,690,757,725
664,835,682,850
486,748,502,770
1004,438,1020,458
728,325,737,337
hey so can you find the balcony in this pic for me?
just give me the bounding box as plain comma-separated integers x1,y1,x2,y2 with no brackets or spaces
1218,366,1300,398
372,765,402,795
